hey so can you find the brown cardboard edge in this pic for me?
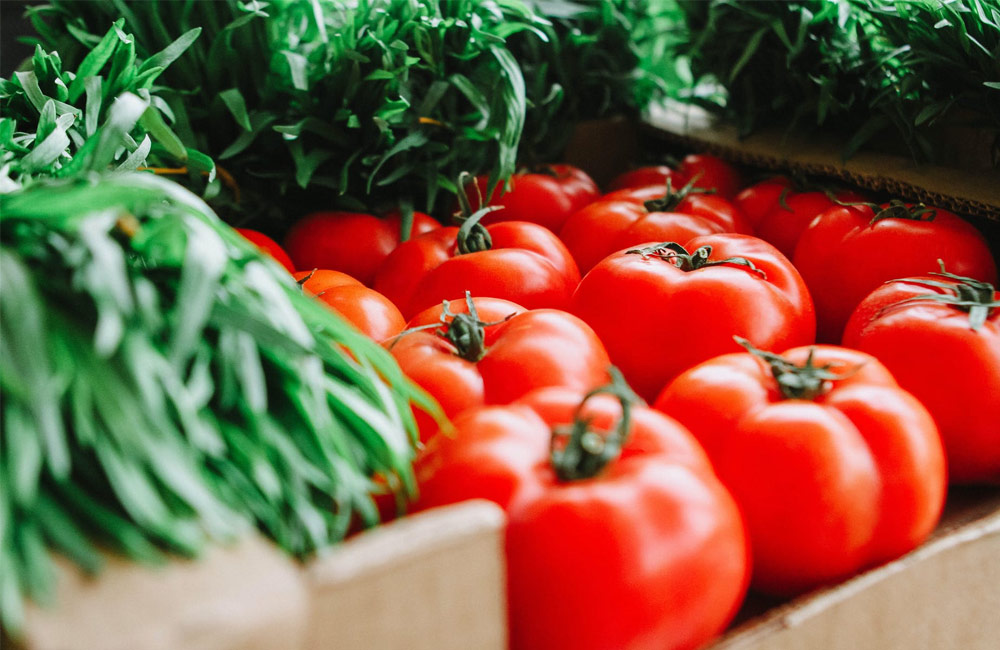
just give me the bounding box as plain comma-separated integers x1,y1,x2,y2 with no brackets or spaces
709,489,1000,649
643,102,1000,222
302,500,508,650
15,536,310,650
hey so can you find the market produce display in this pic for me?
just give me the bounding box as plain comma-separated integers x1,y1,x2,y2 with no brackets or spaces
2,1,999,648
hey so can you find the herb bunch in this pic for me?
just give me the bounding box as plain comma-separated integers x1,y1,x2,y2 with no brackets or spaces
1,19,212,193
510,0,664,163
668,0,1000,163
27,0,545,225
0,99,436,635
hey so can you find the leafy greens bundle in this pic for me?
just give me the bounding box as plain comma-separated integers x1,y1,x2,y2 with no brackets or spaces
22,0,658,225
666,0,1000,162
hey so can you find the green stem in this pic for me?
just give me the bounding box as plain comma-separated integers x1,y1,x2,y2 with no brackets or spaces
550,367,640,482
643,175,714,213
882,260,999,331
736,337,859,400
625,242,766,278
454,171,501,254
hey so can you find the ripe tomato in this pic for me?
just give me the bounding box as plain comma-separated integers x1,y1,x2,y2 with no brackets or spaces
571,233,815,401
843,266,1000,483
734,176,793,227
294,270,405,342
236,228,295,272
654,342,946,596
462,164,599,232
793,201,999,342
283,210,439,285
606,164,688,192
559,180,752,273
677,153,745,198
390,295,608,442
374,218,580,319
733,180,869,258
414,380,749,650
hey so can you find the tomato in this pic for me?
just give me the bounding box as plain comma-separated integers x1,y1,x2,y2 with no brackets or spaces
760,190,871,259
559,182,753,273
374,218,581,319
283,210,440,285
654,342,946,596
571,233,815,401
734,177,793,227
606,164,688,192
294,270,405,342
462,164,599,232
414,379,749,650
390,295,608,442
677,154,745,199
236,228,295,273
842,267,1000,483
793,201,999,342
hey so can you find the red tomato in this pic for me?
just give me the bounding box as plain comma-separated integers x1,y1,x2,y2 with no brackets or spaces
843,267,1000,483
793,201,999,342
754,189,869,258
734,177,793,227
236,228,295,272
677,154,745,198
463,164,598,232
606,164,688,192
295,270,405,342
571,233,816,401
414,382,749,650
375,220,581,319
283,210,439,285
655,343,946,596
560,183,753,273
390,296,608,442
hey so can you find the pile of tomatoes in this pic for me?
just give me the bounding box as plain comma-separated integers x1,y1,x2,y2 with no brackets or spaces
239,154,999,650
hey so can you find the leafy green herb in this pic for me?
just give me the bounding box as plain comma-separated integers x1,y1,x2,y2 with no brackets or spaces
660,0,1000,164
0,127,437,637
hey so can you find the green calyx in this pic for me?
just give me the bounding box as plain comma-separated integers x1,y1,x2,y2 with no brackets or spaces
736,337,859,401
550,367,641,482
388,291,514,362
869,199,935,224
643,175,714,213
884,261,1000,331
625,242,766,278
454,171,501,254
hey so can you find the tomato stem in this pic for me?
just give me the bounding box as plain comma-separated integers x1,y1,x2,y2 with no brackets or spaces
454,172,502,254
643,175,714,213
550,367,640,482
625,242,767,278
882,260,999,331
736,337,860,401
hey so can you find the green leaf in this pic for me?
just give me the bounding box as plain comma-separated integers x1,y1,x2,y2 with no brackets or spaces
67,21,123,102
219,88,253,132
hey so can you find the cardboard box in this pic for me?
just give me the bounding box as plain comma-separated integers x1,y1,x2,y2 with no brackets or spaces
708,488,1000,650
12,500,506,650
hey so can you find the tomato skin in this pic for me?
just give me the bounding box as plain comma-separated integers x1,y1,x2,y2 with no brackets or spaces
283,210,439,285
793,203,999,342
559,191,753,274
464,165,598,232
754,189,866,259
237,228,295,272
391,305,610,442
414,387,750,650
843,277,1000,483
570,233,816,401
734,177,792,228
294,270,405,342
678,154,744,198
606,165,688,192
654,346,946,596
375,221,581,319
